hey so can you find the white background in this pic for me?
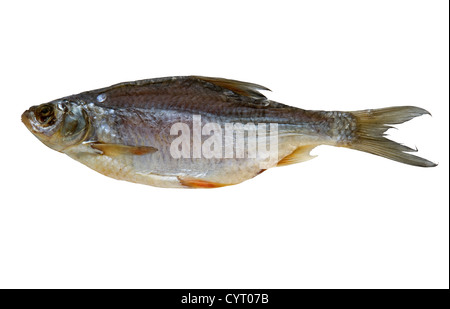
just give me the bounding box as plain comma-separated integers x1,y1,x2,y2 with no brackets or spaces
0,0,448,288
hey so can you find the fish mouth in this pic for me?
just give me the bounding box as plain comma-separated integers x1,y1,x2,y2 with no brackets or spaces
21,107,36,132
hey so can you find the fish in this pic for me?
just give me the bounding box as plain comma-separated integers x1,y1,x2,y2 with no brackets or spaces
21,76,436,188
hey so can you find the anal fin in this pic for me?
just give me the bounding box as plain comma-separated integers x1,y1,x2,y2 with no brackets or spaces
277,145,317,167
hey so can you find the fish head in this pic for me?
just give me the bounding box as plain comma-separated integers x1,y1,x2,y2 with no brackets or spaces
22,100,90,152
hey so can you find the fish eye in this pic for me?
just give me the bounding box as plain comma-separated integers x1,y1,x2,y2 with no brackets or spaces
40,106,51,116
36,104,56,125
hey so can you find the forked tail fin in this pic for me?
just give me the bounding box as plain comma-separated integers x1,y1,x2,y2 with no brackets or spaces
346,106,436,167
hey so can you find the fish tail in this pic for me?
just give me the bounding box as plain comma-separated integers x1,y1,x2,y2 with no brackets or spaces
336,106,436,167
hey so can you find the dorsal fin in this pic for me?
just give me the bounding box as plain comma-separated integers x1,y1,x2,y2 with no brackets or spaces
192,76,271,99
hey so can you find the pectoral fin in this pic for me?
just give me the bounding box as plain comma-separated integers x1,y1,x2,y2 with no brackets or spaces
277,145,317,167
89,142,157,157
